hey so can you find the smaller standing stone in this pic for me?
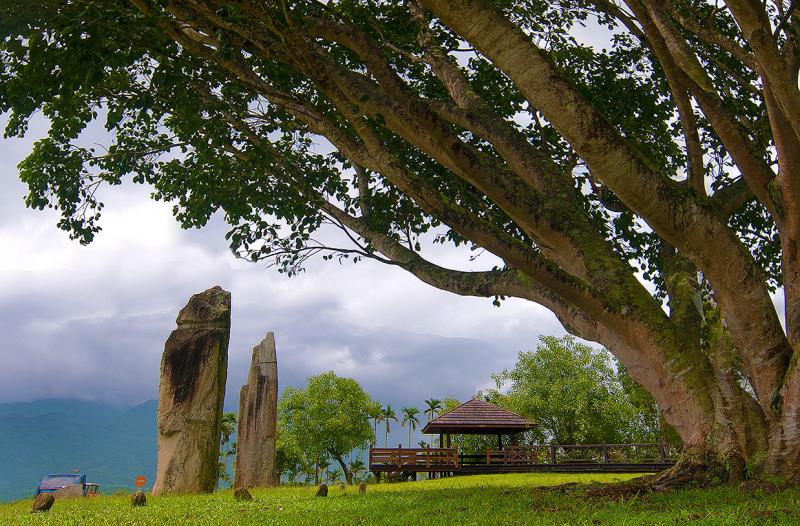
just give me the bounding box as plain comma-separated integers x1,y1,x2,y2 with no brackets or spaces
315,483,328,497
338,483,346,494
234,487,253,501
30,493,55,513
358,481,366,494
234,332,279,489
131,490,147,507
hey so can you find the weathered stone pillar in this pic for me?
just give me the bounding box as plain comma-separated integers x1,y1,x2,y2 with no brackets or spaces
234,332,278,488
152,286,231,496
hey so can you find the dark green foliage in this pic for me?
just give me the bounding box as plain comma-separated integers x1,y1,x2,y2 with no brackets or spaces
0,0,782,291
488,336,666,445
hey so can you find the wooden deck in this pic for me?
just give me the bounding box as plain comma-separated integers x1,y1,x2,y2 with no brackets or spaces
369,443,679,478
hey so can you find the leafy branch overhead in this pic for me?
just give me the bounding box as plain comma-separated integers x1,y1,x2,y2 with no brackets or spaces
2,0,800,480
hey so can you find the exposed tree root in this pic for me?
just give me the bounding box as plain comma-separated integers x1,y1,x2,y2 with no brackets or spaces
584,479,652,500
585,447,733,499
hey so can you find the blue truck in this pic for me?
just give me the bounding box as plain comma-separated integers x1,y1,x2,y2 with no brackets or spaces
35,473,100,497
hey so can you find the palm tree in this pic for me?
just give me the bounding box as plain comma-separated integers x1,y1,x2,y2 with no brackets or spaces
350,458,366,482
217,412,237,489
401,406,421,447
326,467,343,484
424,399,442,446
424,398,442,422
368,404,383,446
382,405,398,447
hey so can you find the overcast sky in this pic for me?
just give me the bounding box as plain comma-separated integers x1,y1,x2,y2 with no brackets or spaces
0,115,568,424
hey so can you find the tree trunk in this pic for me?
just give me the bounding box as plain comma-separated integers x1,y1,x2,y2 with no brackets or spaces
334,455,352,485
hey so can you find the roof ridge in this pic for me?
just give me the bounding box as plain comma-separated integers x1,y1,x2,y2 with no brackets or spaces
426,397,532,424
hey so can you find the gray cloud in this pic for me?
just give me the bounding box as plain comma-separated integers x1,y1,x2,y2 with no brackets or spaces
0,115,567,425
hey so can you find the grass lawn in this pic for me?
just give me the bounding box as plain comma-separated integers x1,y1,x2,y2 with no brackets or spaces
2,472,799,525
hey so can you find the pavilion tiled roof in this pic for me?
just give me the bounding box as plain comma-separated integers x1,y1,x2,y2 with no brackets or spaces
421,399,536,435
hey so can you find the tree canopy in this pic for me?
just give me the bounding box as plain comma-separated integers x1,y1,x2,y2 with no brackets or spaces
2,0,800,479
490,336,667,445
278,371,377,483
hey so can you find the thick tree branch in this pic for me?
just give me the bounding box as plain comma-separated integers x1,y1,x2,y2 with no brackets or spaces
419,0,791,415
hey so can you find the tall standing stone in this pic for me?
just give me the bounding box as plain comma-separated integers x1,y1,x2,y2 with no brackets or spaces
234,332,278,488
152,286,231,496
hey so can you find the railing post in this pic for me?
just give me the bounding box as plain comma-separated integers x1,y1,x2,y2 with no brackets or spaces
550,445,557,465
659,444,666,462
398,444,402,470
486,447,490,465
602,445,609,463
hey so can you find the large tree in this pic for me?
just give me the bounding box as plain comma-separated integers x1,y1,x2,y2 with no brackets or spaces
2,0,799,482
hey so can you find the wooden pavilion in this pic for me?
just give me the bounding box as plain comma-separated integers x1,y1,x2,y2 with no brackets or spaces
368,398,679,479
421,398,535,450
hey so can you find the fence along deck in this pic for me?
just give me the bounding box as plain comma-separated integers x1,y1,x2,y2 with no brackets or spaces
369,447,458,472
369,443,680,478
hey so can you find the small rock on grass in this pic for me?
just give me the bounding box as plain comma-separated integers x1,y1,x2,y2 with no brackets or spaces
31,493,55,513
358,481,366,494
131,490,147,507
234,487,253,501
316,483,328,497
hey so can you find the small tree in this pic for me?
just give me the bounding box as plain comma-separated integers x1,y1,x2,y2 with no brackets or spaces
279,371,378,484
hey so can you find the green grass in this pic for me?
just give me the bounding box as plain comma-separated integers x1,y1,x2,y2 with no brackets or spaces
2,473,799,525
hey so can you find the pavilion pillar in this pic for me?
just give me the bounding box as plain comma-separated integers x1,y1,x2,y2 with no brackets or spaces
497,434,503,451
446,434,451,448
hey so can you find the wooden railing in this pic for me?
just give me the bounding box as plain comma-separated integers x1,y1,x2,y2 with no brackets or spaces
369,443,680,476
479,443,681,466
369,446,458,472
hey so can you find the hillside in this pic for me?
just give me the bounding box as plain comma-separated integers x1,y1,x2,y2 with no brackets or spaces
0,399,157,502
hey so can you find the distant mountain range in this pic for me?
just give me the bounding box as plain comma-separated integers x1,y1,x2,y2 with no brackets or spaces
0,399,157,502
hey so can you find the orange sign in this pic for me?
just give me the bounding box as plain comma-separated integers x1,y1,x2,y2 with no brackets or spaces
135,476,146,488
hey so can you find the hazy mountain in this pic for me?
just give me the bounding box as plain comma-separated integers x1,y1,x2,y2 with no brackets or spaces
0,399,157,502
